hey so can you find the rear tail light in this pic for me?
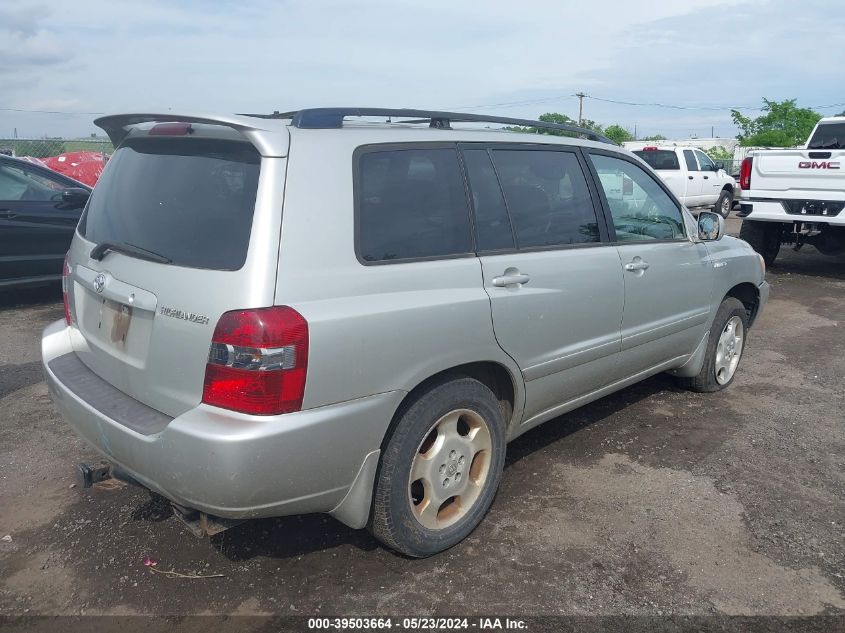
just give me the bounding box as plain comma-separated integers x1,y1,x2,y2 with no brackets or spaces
739,157,753,190
202,306,309,415
62,253,72,325
641,146,658,151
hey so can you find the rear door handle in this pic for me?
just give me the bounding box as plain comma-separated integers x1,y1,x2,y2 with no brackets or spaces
688,175,694,180
703,175,709,180
624,260,650,272
492,272,530,287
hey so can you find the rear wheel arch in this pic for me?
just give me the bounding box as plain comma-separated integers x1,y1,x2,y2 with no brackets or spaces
382,362,519,454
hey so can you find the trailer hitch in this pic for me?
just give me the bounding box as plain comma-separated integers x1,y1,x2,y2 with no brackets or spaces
76,460,139,489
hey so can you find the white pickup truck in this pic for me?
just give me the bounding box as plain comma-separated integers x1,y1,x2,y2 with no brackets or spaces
630,145,737,217
736,117,845,265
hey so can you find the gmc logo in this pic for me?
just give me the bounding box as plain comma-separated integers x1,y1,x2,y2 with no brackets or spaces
798,161,840,169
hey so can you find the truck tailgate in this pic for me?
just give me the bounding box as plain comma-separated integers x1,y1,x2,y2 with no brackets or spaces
752,149,845,197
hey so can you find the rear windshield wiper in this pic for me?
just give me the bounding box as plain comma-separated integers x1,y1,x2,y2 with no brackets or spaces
90,241,172,264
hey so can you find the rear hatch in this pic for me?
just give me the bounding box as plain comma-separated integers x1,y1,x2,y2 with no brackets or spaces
66,120,284,417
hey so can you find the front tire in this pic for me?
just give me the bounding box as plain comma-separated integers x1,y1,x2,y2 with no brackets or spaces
677,297,749,393
739,220,782,266
369,377,506,557
715,189,733,218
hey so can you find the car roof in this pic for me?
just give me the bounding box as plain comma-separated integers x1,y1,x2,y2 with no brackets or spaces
94,109,622,158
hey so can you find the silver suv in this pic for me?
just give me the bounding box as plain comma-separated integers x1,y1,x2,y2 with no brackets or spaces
42,108,769,557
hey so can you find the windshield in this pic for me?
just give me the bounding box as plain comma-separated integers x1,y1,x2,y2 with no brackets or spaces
79,137,260,270
633,150,680,170
807,122,845,149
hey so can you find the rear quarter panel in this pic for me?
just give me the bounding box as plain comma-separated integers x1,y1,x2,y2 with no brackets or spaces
275,130,525,433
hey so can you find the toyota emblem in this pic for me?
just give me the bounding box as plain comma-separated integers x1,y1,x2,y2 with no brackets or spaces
94,273,106,294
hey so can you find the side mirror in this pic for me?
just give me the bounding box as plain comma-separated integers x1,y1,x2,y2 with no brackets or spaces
61,187,90,209
697,211,725,241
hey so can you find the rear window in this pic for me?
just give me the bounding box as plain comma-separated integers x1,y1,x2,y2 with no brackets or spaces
808,122,845,149
633,150,680,170
356,147,472,263
79,137,260,270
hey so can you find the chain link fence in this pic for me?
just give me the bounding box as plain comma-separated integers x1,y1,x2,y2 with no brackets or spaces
0,137,113,186
713,158,743,177
0,137,113,159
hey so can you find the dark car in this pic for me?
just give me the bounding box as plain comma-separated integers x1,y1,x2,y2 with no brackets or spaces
0,155,91,288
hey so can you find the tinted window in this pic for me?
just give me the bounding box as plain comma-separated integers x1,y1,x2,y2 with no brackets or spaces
490,150,600,247
633,150,680,171
0,162,65,201
80,138,260,270
357,148,472,262
683,149,698,171
590,153,686,242
808,122,845,149
462,149,515,251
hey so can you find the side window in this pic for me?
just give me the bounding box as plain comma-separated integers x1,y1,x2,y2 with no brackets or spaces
695,150,716,171
489,150,600,248
589,153,686,242
683,149,698,171
462,149,515,251
0,163,64,202
357,147,472,263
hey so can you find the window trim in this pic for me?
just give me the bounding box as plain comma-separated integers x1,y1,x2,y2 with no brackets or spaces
583,147,690,245
694,149,716,172
682,149,699,172
352,142,478,266
457,141,612,256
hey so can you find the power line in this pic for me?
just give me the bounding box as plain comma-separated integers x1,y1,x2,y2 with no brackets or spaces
3,96,844,118
456,93,845,114
0,107,105,115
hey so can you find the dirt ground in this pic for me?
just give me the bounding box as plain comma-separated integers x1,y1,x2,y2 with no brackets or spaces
1,218,843,619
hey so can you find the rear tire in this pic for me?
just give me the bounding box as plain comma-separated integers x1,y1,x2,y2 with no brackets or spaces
677,297,749,393
739,220,782,266
715,189,733,218
369,377,506,558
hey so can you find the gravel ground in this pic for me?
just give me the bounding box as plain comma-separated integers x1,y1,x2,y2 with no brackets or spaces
0,218,843,620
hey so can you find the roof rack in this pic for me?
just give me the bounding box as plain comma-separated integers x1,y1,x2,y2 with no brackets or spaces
244,108,615,145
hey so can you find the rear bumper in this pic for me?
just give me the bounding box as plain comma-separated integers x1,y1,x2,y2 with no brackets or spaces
42,319,403,522
737,196,845,225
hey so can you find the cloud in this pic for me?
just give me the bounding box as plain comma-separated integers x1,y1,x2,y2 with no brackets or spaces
1,0,842,138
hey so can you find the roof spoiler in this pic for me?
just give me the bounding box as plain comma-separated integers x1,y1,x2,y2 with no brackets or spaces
94,112,290,156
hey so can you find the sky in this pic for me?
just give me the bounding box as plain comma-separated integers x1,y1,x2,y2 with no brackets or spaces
1,0,844,140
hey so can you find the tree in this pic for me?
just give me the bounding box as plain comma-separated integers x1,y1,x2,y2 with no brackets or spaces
731,99,821,147
642,134,667,141
705,146,733,161
603,124,633,144
505,113,606,138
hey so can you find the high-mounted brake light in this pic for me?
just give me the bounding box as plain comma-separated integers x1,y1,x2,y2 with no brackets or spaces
62,253,72,325
149,122,193,136
641,146,658,151
202,306,309,415
739,157,753,190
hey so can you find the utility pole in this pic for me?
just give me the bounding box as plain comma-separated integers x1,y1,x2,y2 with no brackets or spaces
575,92,587,125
